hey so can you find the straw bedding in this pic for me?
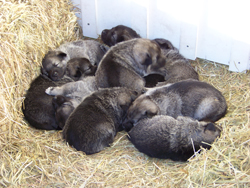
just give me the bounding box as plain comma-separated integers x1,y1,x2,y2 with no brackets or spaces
1,0,250,187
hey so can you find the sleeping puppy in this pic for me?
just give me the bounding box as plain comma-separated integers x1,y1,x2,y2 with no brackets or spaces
128,115,221,161
41,40,109,81
123,79,227,131
63,87,137,154
101,25,165,87
65,57,97,81
101,25,141,47
95,38,167,94
46,76,98,128
151,38,199,84
22,74,74,130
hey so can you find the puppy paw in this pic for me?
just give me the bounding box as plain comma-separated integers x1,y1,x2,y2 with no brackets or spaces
45,87,55,95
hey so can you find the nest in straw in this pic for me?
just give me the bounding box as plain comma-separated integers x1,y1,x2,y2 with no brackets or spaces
1,1,250,187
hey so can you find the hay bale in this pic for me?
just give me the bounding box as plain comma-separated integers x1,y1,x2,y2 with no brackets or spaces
1,0,250,187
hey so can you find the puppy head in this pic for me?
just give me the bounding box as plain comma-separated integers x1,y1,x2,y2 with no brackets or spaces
101,25,140,46
132,39,167,75
52,95,75,129
41,51,68,81
123,95,160,131
66,58,97,81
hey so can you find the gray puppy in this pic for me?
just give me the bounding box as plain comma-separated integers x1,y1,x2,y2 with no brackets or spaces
22,74,73,130
63,87,137,154
95,38,167,94
128,115,221,161
41,40,109,81
101,25,141,47
123,79,227,131
151,38,199,84
46,76,98,128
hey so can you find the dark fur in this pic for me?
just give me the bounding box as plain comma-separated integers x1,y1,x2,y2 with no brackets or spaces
63,87,137,154
52,95,75,129
22,74,73,130
128,115,221,161
65,58,97,81
123,79,227,131
95,38,167,94
101,25,140,47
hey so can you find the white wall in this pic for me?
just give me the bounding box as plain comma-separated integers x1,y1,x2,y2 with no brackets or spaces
72,0,250,72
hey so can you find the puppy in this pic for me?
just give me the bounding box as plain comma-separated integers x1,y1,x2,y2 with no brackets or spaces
128,115,221,161
123,79,227,131
101,25,165,87
65,57,97,81
41,40,108,81
22,74,73,130
63,87,137,154
95,38,167,94
45,76,98,128
151,38,199,84
101,25,140,47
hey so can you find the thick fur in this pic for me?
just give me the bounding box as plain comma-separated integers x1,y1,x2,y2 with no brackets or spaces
101,25,140,47
123,79,227,131
128,115,221,161
46,76,98,128
65,58,97,81
150,38,199,84
22,74,73,130
101,25,165,87
95,38,167,94
63,87,137,155
41,40,109,81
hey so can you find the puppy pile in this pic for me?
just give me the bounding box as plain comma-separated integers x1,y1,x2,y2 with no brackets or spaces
22,25,227,161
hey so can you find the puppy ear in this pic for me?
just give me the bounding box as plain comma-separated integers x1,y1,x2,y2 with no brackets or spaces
99,45,109,53
52,95,66,109
204,123,216,132
56,51,67,60
143,53,153,66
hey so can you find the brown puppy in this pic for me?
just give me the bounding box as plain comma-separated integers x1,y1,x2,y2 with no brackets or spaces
101,25,165,87
63,87,137,155
95,38,167,94
128,115,221,161
22,74,73,130
123,79,227,131
41,40,108,81
101,25,140,47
